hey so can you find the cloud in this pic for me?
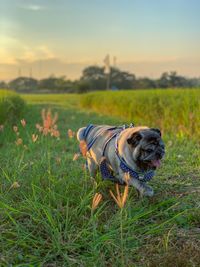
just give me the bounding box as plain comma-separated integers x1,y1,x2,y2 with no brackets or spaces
119,58,200,78
0,36,23,64
18,45,55,62
20,4,45,11
0,34,55,64
0,58,88,80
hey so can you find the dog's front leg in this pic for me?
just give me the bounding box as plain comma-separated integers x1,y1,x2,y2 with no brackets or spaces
129,178,154,197
118,170,154,197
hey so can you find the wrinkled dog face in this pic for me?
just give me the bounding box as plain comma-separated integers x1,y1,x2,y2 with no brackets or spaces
127,128,165,171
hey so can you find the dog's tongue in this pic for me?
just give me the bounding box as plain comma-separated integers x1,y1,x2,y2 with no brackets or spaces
151,159,161,167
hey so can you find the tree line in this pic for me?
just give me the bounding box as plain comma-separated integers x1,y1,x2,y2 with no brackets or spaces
1,66,200,93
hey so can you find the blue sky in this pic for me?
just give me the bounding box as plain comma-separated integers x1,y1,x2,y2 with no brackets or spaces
0,0,200,79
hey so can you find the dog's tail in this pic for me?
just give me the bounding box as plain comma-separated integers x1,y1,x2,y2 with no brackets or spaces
76,127,87,142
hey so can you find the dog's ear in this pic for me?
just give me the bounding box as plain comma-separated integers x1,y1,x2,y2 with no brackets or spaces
127,132,142,147
151,128,161,137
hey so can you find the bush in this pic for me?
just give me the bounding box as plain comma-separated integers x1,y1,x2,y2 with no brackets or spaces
0,93,26,124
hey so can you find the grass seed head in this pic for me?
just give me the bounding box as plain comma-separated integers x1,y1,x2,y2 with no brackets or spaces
52,112,58,125
68,129,75,138
50,129,60,138
109,175,129,209
10,181,20,189
92,193,103,211
56,157,61,164
15,138,23,146
35,123,43,132
13,126,18,133
39,109,59,137
20,119,26,127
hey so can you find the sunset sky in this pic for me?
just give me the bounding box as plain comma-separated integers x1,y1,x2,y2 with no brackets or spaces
0,0,200,80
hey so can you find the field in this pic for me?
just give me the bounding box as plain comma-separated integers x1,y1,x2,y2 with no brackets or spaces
81,89,200,139
0,90,200,266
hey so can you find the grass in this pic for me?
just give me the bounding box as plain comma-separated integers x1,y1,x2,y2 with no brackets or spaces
80,89,200,139
0,92,200,266
22,93,80,108
0,89,16,97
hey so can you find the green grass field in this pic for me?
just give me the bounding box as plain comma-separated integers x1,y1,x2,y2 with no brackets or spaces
81,89,200,139
0,91,200,266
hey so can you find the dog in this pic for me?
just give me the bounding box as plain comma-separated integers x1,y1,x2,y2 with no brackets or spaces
77,124,165,197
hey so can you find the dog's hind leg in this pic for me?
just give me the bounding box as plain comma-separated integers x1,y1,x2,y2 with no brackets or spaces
87,157,98,179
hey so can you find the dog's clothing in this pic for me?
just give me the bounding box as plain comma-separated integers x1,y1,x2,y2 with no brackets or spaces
81,124,155,184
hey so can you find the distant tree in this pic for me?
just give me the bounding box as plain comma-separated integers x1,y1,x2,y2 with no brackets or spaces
0,81,8,89
81,65,136,90
74,80,92,93
188,78,200,87
80,66,106,91
110,67,136,89
168,71,188,87
134,77,157,89
81,66,105,80
157,71,191,88
39,76,59,90
157,72,171,88
3,67,199,94
38,76,74,92
9,77,38,92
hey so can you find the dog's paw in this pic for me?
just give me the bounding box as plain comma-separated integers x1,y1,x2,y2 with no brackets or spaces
141,185,154,197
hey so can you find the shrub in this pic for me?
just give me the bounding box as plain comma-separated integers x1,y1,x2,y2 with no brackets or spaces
0,92,26,124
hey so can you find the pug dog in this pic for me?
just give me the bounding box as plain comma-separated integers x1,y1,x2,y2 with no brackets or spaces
77,125,165,197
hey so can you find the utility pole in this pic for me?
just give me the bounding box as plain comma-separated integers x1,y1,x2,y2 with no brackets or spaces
106,71,110,91
113,56,117,67
103,54,110,90
39,60,42,79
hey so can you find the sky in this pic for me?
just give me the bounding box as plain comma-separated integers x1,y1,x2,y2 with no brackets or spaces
0,0,200,80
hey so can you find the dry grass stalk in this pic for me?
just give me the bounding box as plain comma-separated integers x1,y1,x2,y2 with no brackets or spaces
73,153,80,161
68,129,75,138
109,173,130,208
79,140,87,157
91,193,103,211
32,134,38,143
